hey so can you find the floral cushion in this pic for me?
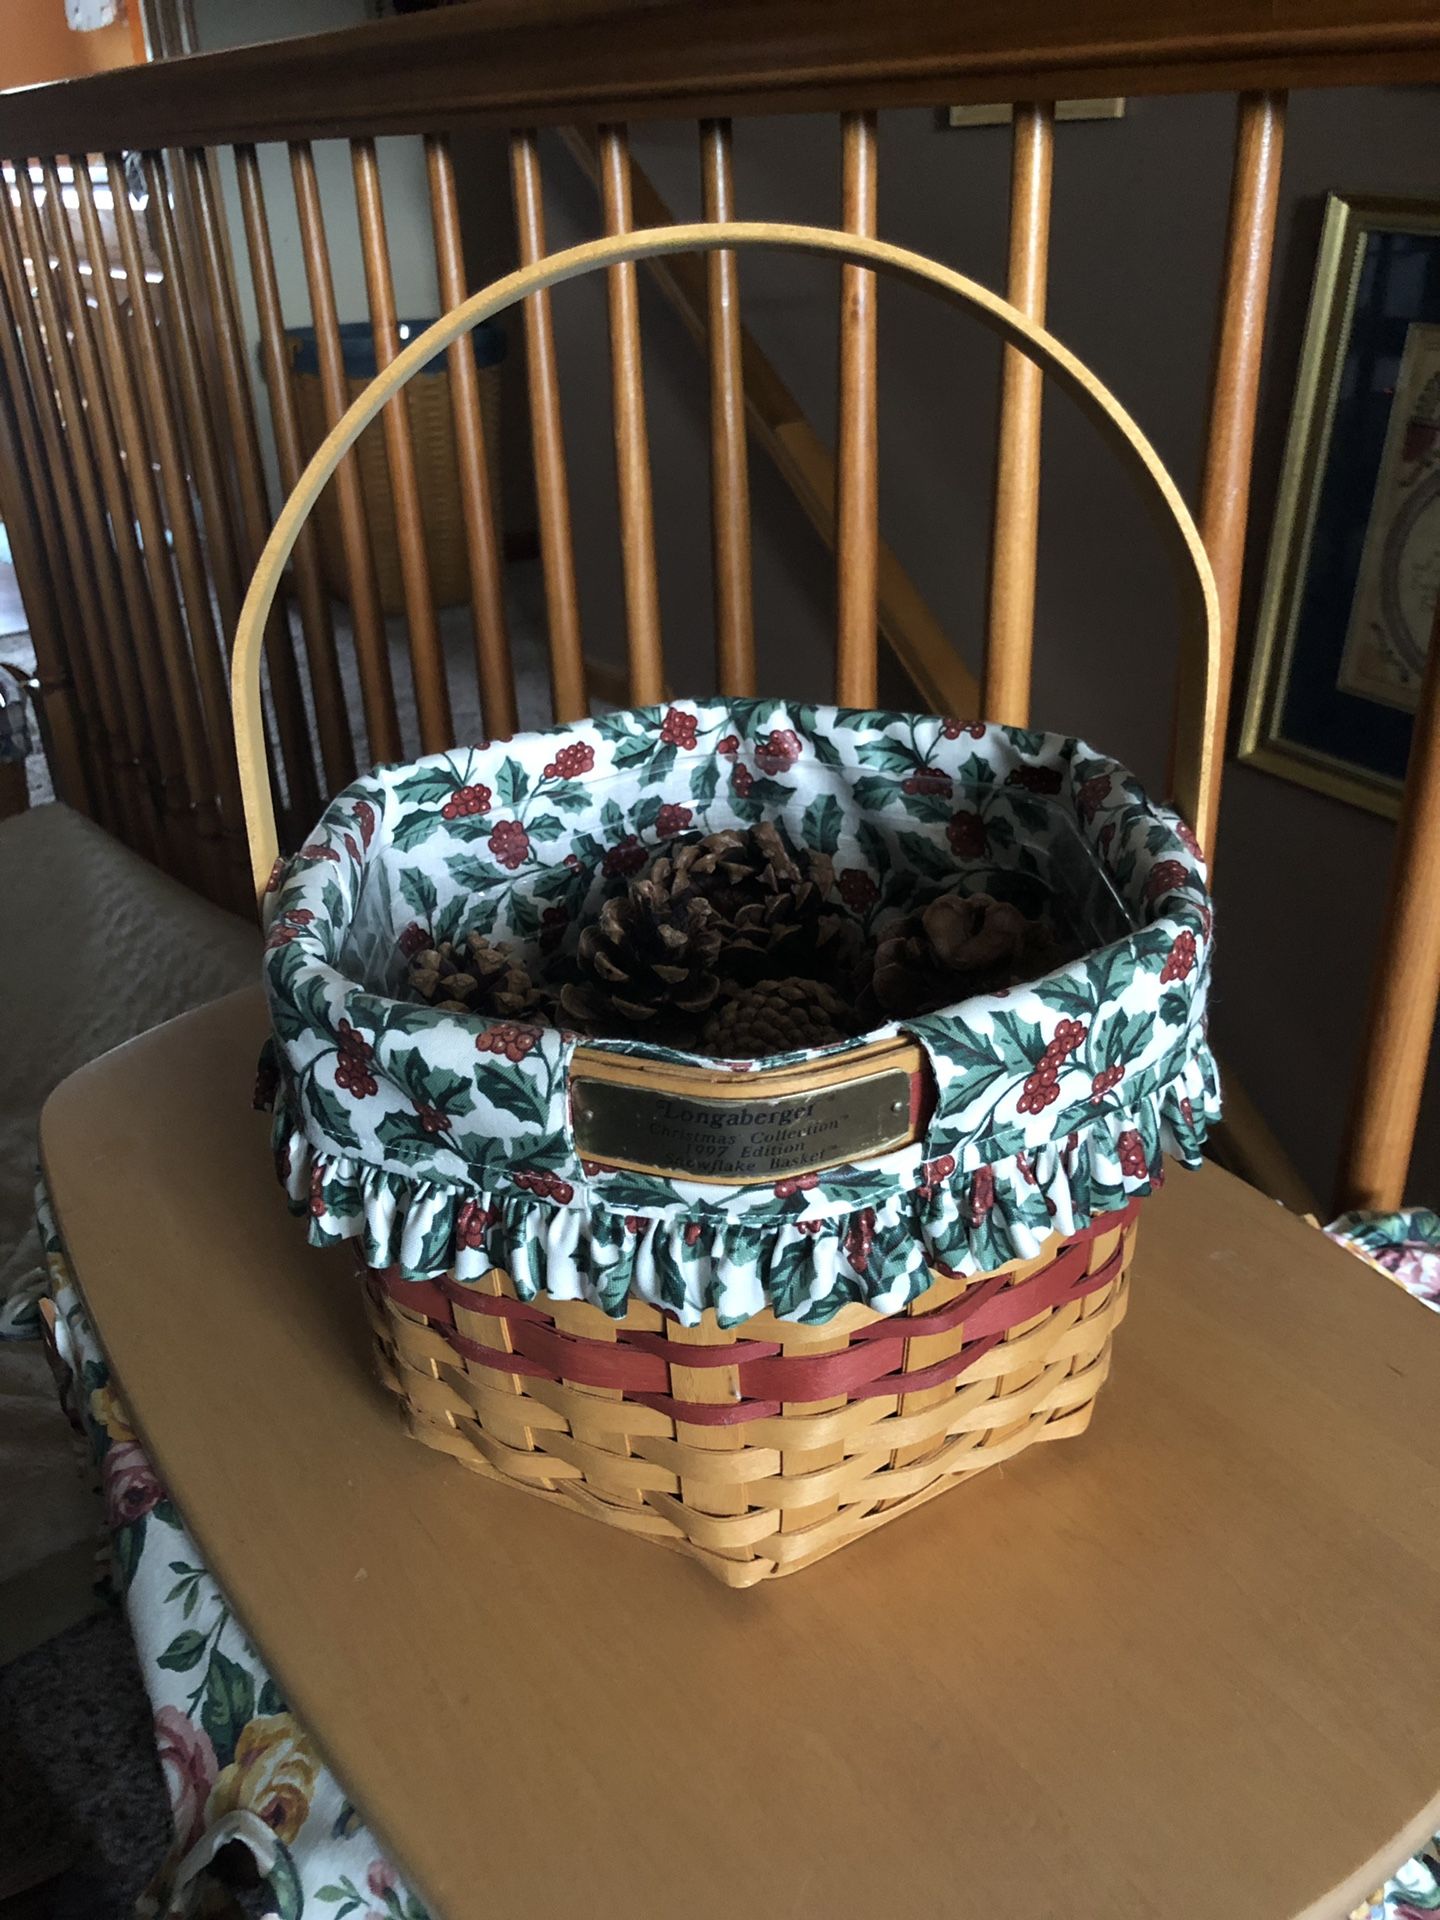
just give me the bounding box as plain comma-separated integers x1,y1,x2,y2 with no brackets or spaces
260,701,1218,1325
37,1181,426,1920
1327,1208,1440,1314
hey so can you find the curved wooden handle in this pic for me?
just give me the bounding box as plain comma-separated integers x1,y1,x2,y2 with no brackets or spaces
233,220,1221,908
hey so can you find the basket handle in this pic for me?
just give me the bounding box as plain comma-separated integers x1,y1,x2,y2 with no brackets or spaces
232,220,1221,909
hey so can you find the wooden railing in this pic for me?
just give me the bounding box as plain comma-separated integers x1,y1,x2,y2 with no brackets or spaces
2,2,1440,1212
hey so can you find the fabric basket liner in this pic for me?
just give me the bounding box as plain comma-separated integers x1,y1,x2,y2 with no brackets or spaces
259,700,1218,1327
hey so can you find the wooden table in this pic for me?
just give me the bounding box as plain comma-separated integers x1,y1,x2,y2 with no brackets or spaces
40,990,1440,1920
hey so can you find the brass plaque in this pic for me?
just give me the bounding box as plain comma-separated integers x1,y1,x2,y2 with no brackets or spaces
571,1067,914,1185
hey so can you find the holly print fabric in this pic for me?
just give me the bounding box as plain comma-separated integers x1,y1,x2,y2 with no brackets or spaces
260,701,1219,1326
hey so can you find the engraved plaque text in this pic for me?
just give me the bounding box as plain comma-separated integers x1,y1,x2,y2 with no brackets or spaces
572,1067,913,1184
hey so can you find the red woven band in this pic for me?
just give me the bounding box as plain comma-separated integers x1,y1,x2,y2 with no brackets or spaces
374,1201,1137,1427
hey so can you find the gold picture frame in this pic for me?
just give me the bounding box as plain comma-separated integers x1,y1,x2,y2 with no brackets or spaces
1240,192,1440,818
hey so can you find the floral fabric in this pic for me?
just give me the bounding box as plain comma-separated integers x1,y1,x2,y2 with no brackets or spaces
36,1182,424,1920
1327,1207,1440,1314
1356,1839,1440,1919
1327,1208,1440,1920
260,702,1219,1327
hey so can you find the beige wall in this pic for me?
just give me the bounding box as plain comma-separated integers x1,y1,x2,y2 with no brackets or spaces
0,0,141,91
527,90,1440,1207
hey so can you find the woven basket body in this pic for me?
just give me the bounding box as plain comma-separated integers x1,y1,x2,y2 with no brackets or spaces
366,1202,1136,1585
260,701,1219,1584
290,356,502,613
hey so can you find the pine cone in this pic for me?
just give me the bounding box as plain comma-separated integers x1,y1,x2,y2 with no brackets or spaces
407,932,549,1022
560,880,722,1033
701,977,856,1058
865,891,1058,1018
649,821,852,985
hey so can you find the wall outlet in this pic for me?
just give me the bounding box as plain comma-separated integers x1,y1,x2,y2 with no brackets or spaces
948,99,1126,129
65,0,124,28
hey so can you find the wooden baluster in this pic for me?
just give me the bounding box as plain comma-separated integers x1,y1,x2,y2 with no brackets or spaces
130,157,285,857
557,127,975,717
30,158,196,865
21,170,176,840
142,160,243,636
0,280,94,814
836,110,878,707
0,176,73,611
699,118,754,697
24,159,188,862
984,100,1055,728
352,137,453,755
234,144,354,796
0,232,97,817
510,129,586,723
1191,91,1286,860
0,170,123,807
0,180,103,806
1,166,149,838
170,148,246,557
177,146,320,829
289,139,400,764
425,133,516,739
107,150,246,873
597,124,663,706
1338,599,1440,1214
68,154,226,898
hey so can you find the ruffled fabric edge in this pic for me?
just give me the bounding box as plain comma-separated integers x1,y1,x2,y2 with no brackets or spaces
263,1042,1218,1328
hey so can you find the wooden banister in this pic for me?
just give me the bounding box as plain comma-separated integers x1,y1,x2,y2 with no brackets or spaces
0,185,128,829
1191,91,1286,862
69,155,227,897
1337,601,1440,1215
1,4,1438,156
426,132,517,741
983,100,1054,729
0,288,95,818
510,128,588,724
10,161,187,861
233,143,354,798
597,124,665,706
559,127,979,719
176,145,321,834
289,138,399,766
699,118,755,697
836,110,879,708
352,135,453,756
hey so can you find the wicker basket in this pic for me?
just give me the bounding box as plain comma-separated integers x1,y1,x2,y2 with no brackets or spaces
255,697,1217,1585
236,229,1226,1590
365,1201,1137,1586
285,323,504,614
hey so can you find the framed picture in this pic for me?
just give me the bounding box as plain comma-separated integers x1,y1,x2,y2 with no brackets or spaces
1240,193,1440,817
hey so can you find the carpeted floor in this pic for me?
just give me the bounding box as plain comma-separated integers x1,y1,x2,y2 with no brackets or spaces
0,1612,173,1918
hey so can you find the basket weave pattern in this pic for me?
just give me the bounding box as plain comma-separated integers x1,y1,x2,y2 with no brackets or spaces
292,362,502,613
366,1201,1138,1585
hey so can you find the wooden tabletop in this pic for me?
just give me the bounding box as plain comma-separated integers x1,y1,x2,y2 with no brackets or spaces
40,990,1440,1920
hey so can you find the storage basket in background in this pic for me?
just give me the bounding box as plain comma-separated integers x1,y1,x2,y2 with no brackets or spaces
283,319,504,613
